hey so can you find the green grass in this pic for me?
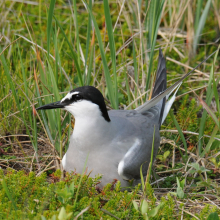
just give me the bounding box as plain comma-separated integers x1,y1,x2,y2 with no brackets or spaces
0,0,220,219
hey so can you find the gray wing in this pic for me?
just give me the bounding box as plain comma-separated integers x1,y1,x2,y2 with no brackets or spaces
109,108,161,180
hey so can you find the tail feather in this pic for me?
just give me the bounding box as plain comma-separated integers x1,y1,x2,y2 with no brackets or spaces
152,48,167,126
152,48,167,99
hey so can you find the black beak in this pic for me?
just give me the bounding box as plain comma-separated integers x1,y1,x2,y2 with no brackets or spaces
36,101,65,110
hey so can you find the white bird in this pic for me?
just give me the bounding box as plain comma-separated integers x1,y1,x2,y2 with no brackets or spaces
37,48,217,188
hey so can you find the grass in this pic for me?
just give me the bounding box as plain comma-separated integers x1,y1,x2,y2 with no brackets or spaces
0,0,220,219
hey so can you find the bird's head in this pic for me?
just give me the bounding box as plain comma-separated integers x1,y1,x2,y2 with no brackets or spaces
36,86,110,122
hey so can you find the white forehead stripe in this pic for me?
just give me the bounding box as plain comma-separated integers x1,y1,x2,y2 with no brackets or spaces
61,91,79,103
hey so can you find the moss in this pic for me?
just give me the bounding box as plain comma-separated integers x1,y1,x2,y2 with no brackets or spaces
0,167,219,219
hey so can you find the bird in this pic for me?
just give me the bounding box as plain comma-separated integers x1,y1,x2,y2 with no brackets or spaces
36,48,217,188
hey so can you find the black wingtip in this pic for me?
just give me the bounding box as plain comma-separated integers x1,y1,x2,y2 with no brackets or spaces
152,48,167,98
151,48,167,126
159,47,163,56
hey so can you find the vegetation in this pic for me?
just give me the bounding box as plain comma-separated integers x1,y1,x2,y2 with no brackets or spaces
0,0,220,219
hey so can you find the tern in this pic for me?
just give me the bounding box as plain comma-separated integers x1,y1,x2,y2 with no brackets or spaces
37,48,217,187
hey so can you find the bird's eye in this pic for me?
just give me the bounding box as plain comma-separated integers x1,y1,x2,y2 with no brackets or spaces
74,94,81,101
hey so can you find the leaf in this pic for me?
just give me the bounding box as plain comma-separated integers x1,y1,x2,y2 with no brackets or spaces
141,199,149,215
163,151,170,159
140,164,145,192
180,178,185,189
69,182,75,194
207,212,219,220
197,181,211,187
58,207,66,220
209,158,217,166
176,177,181,188
1,178,17,210
189,163,200,171
132,200,139,211
156,155,163,161
177,187,184,199
170,192,177,197
58,207,67,220
144,213,149,220
51,215,57,220
66,212,73,219
148,202,164,217
189,169,197,174
200,166,210,173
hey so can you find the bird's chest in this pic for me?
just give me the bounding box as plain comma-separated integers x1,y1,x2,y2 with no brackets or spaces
65,131,110,170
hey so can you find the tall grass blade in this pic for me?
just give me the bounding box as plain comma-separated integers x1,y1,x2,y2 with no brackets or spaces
17,43,33,128
103,0,118,107
193,0,211,54
192,90,219,128
84,0,92,85
169,110,188,162
145,0,165,91
140,163,145,192
198,48,219,155
37,58,57,140
73,0,81,68
36,87,53,142
53,15,83,86
33,104,38,151
2,177,17,210
213,76,220,114
194,0,203,31
133,40,138,102
73,154,89,209
86,32,95,85
46,57,62,154
124,67,132,110
200,124,219,157
47,0,56,55
52,24,60,85
83,1,117,109
0,46,35,149
36,52,53,142
146,125,156,184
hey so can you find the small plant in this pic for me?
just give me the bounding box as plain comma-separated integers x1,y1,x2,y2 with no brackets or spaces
132,199,164,220
189,162,210,181
156,150,170,166
170,177,185,199
41,207,73,220
56,182,75,205
207,212,220,220
209,157,220,172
